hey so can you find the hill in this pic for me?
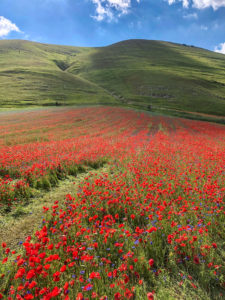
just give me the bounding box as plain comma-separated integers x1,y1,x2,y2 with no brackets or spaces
0,39,225,119
0,40,115,107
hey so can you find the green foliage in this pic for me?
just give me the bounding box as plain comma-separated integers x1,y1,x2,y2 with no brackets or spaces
40,177,51,191
11,206,27,218
0,160,107,212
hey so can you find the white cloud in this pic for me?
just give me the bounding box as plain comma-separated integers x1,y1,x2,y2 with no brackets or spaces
215,42,225,54
193,0,225,9
167,0,225,10
0,16,21,38
167,0,189,8
92,0,113,21
91,0,140,21
183,12,198,18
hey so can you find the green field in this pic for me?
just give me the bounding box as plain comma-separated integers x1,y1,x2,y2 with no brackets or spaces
0,39,225,120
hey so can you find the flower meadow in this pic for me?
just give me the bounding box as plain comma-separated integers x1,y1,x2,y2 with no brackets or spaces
0,107,225,300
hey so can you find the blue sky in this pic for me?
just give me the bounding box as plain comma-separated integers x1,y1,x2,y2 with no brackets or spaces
0,0,225,53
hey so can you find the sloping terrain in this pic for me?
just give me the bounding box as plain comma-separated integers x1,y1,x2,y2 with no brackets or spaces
0,39,225,118
0,40,115,107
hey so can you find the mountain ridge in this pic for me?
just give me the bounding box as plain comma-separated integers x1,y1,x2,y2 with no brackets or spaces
0,39,225,120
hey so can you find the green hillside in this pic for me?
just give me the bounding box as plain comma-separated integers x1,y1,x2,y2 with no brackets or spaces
0,40,115,107
0,39,225,119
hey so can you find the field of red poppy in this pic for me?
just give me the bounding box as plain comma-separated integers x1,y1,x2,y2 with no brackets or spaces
0,106,225,300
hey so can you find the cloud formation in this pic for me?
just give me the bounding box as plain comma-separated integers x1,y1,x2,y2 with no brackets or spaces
0,16,21,38
215,42,225,54
91,0,225,22
91,0,140,21
167,0,225,10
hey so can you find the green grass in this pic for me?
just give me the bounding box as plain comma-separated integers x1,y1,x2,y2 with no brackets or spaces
0,163,108,253
0,40,116,107
1,39,225,119
73,40,225,117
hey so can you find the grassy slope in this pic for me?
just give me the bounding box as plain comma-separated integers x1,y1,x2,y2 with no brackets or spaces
0,39,225,118
0,40,115,107
70,39,225,116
